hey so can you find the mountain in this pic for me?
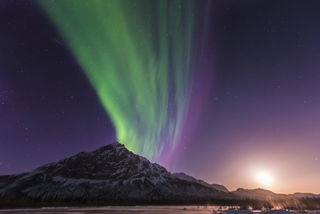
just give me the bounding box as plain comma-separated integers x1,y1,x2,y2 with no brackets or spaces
172,172,229,193
230,188,320,210
290,192,320,198
0,142,230,206
232,188,287,200
232,188,320,201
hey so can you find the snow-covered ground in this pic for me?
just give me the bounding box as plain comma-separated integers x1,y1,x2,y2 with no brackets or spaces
0,207,320,214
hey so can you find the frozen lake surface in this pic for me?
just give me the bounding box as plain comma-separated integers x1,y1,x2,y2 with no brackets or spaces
0,206,219,214
0,206,320,214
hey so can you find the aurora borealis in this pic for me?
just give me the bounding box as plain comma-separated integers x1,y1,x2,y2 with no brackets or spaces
37,0,211,163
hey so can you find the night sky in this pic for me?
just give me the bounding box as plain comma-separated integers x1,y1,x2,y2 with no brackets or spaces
2,0,320,193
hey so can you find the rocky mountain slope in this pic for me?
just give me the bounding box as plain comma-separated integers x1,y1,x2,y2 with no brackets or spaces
172,172,229,193
0,142,230,204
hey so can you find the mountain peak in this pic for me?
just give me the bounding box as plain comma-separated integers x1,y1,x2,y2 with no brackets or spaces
105,141,125,149
93,141,125,151
92,142,127,155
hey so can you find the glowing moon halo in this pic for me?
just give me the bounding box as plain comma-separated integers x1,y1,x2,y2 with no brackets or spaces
255,171,273,187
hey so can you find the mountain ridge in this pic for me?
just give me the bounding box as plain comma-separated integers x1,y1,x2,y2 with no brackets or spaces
1,142,320,209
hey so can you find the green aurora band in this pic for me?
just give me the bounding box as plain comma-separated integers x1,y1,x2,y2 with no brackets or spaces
38,0,195,161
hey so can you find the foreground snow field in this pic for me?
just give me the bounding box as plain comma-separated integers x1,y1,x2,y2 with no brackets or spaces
0,206,320,214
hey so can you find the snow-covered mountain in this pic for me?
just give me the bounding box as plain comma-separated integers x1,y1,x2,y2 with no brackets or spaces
0,142,230,204
172,172,229,193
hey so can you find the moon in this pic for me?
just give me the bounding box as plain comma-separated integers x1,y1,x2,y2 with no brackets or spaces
255,171,273,187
